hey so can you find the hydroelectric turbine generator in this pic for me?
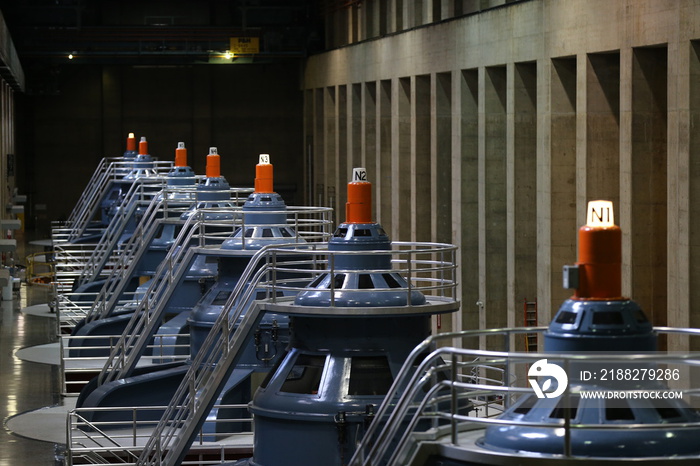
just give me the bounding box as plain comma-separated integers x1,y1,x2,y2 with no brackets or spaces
73,155,332,437
478,200,700,459
233,168,461,466
346,200,700,466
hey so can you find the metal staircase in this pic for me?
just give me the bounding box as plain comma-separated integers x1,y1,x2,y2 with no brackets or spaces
135,246,287,466
95,210,240,386
72,185,253,326
64,237,460,465
347,332,511,466
82,215,179,324
56,185,195,331
94,204,333,387
65,157,115,225
57,159,173,243
132,240,458,466
74,179,167,287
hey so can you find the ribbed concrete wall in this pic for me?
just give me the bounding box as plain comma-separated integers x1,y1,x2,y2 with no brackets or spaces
0,8,22,231
301,0,700,352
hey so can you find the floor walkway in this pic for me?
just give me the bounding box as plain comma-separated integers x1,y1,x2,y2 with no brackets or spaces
1,231,61,465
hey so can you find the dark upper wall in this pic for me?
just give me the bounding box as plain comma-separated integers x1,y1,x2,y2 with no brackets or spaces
18,61,304,232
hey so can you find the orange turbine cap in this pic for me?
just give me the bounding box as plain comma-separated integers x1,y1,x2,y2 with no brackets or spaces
254,154,274,193
345,168,372,224
175,142,187,167
206,147,221,178
575,224,622,299
126,133,136,151
574,202,621,300
138,137,148,155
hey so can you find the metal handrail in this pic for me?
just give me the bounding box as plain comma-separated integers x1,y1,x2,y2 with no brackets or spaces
75,179,167,286
76,183,255,290
66,157,113,225
136,245,309,465
95,205,333,386
67,403,253,466
349,326,700,466
134,241,459,465
65,160,174,242
95,216,223,386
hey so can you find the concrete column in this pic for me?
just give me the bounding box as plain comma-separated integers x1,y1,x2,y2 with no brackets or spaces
585,52,620,210
482,65,508,350
576,53,588,227
620,47,633,298
337,85,348,213
506,62,515,330
537,57,551,326
361,83,370,173
351,83,362,170
435,72,453,245
630,46,669,332
667,39,691,353
324,87,337,223
460,69,479,348
395,77,411,241
363,82,378,212
511,62,538,337
414,75,431,242
547,58,578,319
313,88,326,209
450,68,463,341
689,41,700,348
379,80,393,231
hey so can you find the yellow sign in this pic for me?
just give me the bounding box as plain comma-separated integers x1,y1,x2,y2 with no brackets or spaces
230,37,259,55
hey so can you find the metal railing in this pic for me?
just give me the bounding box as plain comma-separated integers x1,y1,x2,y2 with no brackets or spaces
349,327,700,466
60,333,191,395
74,180,167,287
95,205,333,387
66,157,116,225
63,236,457,465
57,203,330,397
135,241,459,466
54,186,253,332
57,159,174,243
66,403,253,466
80,186,254,325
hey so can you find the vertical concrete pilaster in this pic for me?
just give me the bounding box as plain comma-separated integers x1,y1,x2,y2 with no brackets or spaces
688,41,700,349
313,89,325,209
414,75,431,242
548,57,578,319
338,85,348,211
379,80,393,230
630,47,669,333
667,39,690,352
620,47,633,297
461,69,480,348
324,87,337,223
511,62,538,337
396,77,411,241
537,58,552,325
483,66,508,350
351,83,362,170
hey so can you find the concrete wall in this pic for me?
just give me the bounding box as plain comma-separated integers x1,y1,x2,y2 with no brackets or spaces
301,0,700,351
0,8,23,233
19,62,304,231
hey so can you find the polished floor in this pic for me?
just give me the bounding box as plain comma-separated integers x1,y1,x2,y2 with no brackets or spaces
0,231,61,466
